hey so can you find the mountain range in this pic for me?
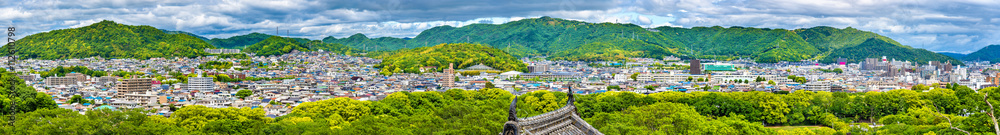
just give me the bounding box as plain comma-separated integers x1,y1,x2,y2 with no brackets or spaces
320,17,961,64
939,45,1000,63
3,17,977,65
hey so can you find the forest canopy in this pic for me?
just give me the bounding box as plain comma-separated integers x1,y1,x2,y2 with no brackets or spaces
374,43,527,74
1,20,215,59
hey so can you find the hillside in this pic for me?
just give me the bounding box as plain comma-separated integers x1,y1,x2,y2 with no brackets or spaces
329,17,955,63
821,38,962,64
963,45,1000,63
241,36,357,56
161,29,209,41
1,20,215,59
376,43,526,74
208,32,272,49
322,33,408,52
242,36,312,56
305,40,360,56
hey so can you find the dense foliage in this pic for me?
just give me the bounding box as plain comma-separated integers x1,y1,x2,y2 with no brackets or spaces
197,61,233,70
820,38,963,65
161,29,210,41
4,76,1000,134
374,43,527,74
241,36,358,56
305,40,360,56
207,32,274,49
963,45,1000,63
33,66,108,78
321,17,955,63
242,36,311,56
1,20,215,59
0,69,58,115
323,33,408,52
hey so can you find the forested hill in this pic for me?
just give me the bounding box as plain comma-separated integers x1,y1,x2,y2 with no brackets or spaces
323,33,407,52
1,20,216,59
327,17,957,64
821,38,962,64
962,45,1000,63
374,43,526,75
242,36,358,56
161,29,210,41
206,32,312,49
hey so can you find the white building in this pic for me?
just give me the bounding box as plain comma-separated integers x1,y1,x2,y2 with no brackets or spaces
187,77,215,91
804,81,831,92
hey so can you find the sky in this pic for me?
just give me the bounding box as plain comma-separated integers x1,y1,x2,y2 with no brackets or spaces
2,0,999,53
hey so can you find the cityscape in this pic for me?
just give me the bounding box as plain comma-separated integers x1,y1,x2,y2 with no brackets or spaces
3,0,1000,134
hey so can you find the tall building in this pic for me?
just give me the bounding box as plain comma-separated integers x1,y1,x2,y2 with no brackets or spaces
940,61,953,72
527,63,549,73
66,73,87,82
45,77,77,86
117,78,152,95
862,58,889,71
187,77,215,92
440,63,456,88
690,59,702,75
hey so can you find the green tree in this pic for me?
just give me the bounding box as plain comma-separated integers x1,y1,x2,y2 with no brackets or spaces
644,85,658,91
607,85,621,91
484,81,496,89
236,90,253,100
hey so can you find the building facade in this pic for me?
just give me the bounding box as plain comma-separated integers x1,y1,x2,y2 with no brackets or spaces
440,63,456,88
690,59,702,75
117,78,153,95
45,77,77,86
187,77,215,92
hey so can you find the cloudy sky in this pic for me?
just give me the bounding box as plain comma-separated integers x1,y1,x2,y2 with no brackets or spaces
2,0,998,53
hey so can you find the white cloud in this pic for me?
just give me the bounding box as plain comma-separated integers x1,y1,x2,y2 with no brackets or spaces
0,8,32,20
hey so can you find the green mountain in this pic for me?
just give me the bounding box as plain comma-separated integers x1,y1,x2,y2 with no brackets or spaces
208,32,273,49
242,36,311,56
329,17,955,64
2,20,215,59
375,43,526,75
793,26,900,60
161,29,209,41
242,36,358,56
306,40,360,56
963,45,1000,63
655,26,818,63
821,38,962,64
322,33,408,52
